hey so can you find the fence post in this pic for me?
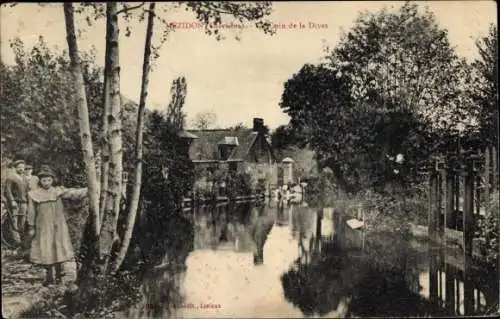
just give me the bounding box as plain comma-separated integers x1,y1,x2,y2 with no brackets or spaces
429,247,439,307
445,263,455,312
454,172,460,219
463,157,475,315
463,158,474,259
428,170,438,242
437,169,444,242
445,167,455,230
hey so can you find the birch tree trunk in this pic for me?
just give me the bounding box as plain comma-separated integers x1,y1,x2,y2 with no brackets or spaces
99,23,111,230
110,2,156,274
100,2,123,263
63,2,101,272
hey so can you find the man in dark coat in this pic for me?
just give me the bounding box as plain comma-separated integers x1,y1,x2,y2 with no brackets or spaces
3,159,28,243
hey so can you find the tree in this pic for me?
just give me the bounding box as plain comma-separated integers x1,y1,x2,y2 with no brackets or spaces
0,37,102,186
99,2,123,269
62,1,275,280
327,2,475,133
229,122,246,131
271,124,306,151
191,110,217,130
111,2,156,274
63,3,101,266
280,2,471,194
165,76,187,130
470,24,498,146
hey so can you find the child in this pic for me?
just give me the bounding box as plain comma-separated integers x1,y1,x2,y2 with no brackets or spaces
26,166,87,286
24,164,39,192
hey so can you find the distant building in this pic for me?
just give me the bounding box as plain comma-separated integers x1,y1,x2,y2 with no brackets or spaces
187,118,278,192
281,157,294,185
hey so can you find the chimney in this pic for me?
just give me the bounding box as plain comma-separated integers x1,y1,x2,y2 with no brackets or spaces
253,118,264,132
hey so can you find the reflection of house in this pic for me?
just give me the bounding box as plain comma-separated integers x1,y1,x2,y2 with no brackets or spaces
281,157,295,185
187,118,278,190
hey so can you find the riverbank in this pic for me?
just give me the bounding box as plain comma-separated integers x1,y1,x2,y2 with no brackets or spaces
1,250,78,318
1,245,144,319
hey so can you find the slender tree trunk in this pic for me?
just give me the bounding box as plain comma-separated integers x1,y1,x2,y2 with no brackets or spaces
99,21,112,230
111,2,156,274
63,2,101,274
100,2,123,266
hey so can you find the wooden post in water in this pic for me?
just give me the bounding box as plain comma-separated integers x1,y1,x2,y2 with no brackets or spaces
475,173,481,216
463,158,475,259
445,167,455,230
429,248,439,307
463,157,475,315
314,210,322,253
445,263,456,313
429,169,439,242
437,169,444,241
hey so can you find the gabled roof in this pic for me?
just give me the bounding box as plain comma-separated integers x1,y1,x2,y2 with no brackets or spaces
186,128,260,161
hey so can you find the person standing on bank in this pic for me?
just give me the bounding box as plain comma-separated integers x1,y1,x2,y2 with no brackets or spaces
24,164,39,192
3,159,28,243
26,166,87,285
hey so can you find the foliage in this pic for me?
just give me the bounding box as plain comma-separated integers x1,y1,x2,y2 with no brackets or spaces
306,169,338,207
164,76,187,130
183,2,275,40
280,2,471,195
74,2,274,68
0,37,137,187
142,111,194,210
327,2,475,133
228,122,247,131
281,237,443,317
1,37,94,186
474,191,499,269
270,124,306,152
281,64,436,194
130,109,195,266
470,24,498,146
190,110,218,130
226,171,254,197
21,268,144,319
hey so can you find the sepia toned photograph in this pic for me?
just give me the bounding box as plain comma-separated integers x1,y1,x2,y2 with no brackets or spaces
1,1,498,318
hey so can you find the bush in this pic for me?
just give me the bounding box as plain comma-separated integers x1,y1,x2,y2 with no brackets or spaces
226,172,254,197
21,268,144,319
474,191,499,269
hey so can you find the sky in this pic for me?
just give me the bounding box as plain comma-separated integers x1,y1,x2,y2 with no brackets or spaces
1,1,497,130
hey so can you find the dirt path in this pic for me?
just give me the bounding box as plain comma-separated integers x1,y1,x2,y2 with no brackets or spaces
1,249,78,318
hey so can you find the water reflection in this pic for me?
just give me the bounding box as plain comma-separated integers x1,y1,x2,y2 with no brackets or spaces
123,200,498,318
282,210,499,317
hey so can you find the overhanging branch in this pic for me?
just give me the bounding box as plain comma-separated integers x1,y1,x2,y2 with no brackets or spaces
116,2,146,15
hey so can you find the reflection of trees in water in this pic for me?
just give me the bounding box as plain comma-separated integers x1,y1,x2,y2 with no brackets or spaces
281,236,448,317
128,267,186,319
189,201,274,265
276,200,293,227
291,203,315,241
248,204,274,264
125,207,194,318
126,205,194,269
281,239,361,316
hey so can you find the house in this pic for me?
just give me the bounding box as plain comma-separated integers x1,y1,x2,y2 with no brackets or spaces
187,118,278,192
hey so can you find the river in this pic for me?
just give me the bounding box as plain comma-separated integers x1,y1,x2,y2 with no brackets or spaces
120,199,499,318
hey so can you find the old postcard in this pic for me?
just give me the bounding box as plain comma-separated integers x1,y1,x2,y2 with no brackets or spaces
1,1,498,318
